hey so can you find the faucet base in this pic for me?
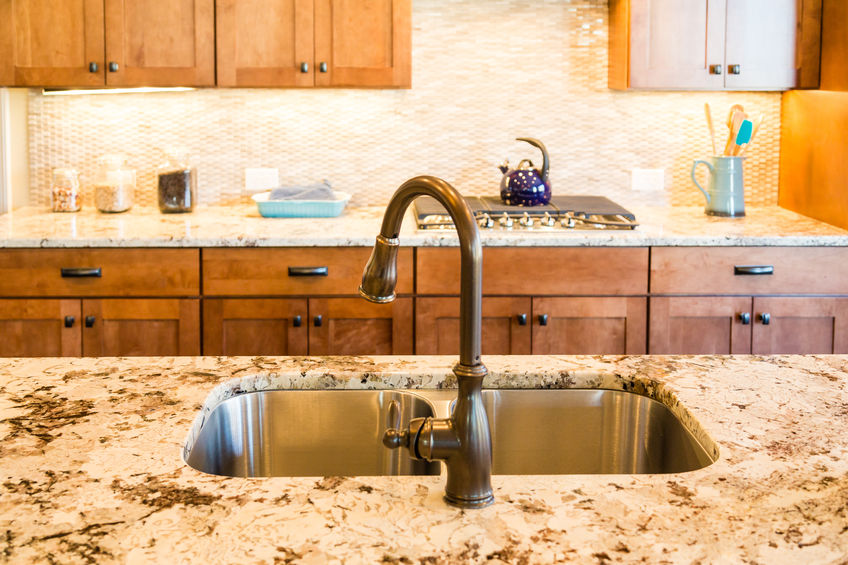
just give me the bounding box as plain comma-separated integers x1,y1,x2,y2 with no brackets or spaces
444,492,495,509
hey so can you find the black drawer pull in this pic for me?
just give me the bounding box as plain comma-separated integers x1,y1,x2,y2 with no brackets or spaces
84,316,96,328
313,315,323,327
288,266,328,277
293,315,302,327
758,312,771,325
734,265,773,276
61,267,102,278
516,313,527,326
64,316,75,328
538,314,549,326
738,312,751,325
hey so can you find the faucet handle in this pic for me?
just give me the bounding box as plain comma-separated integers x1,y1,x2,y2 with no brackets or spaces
382,399,407,448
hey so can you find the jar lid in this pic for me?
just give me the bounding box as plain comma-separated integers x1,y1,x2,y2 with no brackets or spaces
98,154,126,169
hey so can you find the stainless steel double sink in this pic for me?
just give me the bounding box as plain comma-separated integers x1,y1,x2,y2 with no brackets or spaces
185,388,716,477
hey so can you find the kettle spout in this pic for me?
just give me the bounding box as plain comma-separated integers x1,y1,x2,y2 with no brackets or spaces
498,160,509,174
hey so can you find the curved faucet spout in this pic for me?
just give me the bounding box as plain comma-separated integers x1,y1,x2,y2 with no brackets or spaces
360,175,483,371
361,175,493,508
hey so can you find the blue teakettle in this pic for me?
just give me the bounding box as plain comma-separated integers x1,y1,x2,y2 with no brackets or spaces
498,137,551,206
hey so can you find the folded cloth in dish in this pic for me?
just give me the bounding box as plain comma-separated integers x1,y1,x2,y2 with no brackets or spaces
268,180,335,201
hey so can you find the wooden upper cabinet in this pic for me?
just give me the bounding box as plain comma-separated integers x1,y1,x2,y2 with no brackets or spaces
104,0,215,86
314,0,411,87
609,0,822,90
216,0,315,87
0,0,105,86
217,0,410,88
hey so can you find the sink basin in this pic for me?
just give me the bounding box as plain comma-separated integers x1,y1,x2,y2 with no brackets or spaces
472,389,715,475
185,387,714,478
185,390,440,477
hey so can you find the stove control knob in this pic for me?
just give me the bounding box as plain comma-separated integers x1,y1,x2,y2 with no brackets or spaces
499,213,514,228
561,215,576,229
519,212,534,228
478,213,494,229
541,212,555,227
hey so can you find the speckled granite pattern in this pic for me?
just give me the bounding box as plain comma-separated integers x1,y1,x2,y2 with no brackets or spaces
1,354,847,563
1,204,848,248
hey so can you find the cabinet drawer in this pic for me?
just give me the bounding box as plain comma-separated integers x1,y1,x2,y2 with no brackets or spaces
0,249,200,297
651,247,848,294
203,248,414,296
417,248,649,295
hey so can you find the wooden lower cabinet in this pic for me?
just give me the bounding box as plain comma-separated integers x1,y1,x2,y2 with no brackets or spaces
531,297,647,354
82,299,200,357
650,296,848,354
649,296,753,354
0,299,81,357
203,298,308,356
416,297,532,355
308,297,413,355
752,297,848,354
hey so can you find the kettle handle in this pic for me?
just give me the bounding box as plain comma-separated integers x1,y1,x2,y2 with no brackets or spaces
516,138,549,182
691,160,713,203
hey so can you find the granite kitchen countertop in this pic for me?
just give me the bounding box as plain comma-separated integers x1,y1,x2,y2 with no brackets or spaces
1,354,847,563
1,204,847,247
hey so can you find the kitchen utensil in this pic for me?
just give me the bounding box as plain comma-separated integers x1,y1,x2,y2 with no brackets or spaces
730,119,753,156
691,156,745,217
252,190,351,218
739,115,764,156
498,138,551,206
704,103,718,156
723,109,748,156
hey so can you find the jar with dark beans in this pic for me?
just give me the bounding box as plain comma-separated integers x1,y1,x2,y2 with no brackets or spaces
156,150,196,213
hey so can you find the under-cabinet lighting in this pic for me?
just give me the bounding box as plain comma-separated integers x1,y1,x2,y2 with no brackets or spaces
42,87,195,96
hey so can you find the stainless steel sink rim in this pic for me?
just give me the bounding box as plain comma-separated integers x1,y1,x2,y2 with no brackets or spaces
184,387,717,478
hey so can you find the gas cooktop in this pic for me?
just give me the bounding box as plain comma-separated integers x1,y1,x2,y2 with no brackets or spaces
414,195,638,231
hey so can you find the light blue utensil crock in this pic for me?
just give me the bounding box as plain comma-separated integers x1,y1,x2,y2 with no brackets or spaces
691,156,745,217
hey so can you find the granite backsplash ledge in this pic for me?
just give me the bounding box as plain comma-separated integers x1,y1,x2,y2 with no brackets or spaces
27,0,781,209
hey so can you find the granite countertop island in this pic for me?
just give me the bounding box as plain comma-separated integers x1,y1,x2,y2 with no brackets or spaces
1,354,847,563
1,204,847,247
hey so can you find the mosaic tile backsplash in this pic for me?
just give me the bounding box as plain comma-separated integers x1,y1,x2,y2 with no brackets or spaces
27,0,782,209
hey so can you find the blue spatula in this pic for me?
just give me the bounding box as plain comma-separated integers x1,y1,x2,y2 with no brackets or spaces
733,119,753,156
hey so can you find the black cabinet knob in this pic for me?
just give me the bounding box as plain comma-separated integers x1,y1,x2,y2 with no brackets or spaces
293,315,302,327
738,312,751,325
729,64,741,75
300,62,309,73
84,316,96,328
64,316,75,328
538,314,549,326
108,61,119,72
516,313,527,326
758,313,771,325
88,62,99,73
710,64,722,75
313,315,323,327
319,61,328,73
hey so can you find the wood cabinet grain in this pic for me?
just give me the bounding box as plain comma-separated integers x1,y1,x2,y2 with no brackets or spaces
308,297,412,355
0,299,81,357
203,298,308,356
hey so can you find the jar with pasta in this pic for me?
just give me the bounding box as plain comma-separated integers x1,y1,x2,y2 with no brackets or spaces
93,154,135,213
51,168,81,212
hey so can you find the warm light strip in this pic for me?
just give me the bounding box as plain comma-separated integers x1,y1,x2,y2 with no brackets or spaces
42,87,196,96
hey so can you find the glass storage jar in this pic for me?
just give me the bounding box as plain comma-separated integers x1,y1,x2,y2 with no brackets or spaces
156,149,196,213
51,168,81,212
93,154,135,213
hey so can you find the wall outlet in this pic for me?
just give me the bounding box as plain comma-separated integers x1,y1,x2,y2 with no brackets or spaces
244,167,279,194
631,168,665,192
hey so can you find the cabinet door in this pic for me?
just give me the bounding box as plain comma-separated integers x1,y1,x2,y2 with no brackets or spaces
416,297,532,355
649,297,752,354
532,297,647,355
104,0,215,86
203,298,308,355
752,297,848,354
0,0,104,86
216,0,314,87
627,0,725,89
82,299,200,356
308,297,412,355
0,299,81,357
724,0,798,90
314,0,411,87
